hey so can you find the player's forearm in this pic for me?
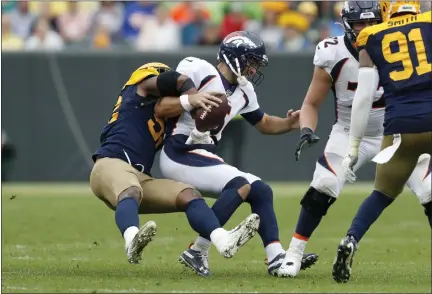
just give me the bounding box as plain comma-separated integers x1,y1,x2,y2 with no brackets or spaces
154,94,193,118
258,115,293,135
300,104,319,132
348,67,379,153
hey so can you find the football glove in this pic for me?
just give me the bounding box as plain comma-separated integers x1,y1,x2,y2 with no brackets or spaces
295,127,320,161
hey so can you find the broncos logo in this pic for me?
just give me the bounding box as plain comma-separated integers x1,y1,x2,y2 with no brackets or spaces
224,36,257,48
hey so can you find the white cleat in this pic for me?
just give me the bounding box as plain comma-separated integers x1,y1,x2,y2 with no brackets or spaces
216,213,260,259
126,221,157,264
274,248,304,277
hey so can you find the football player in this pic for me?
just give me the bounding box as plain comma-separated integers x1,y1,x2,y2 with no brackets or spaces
90,62,261,265
279,0,431,278
159,31,318,277
333,0,432,283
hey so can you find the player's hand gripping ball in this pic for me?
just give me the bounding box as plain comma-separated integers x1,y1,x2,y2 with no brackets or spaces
195,93,230,132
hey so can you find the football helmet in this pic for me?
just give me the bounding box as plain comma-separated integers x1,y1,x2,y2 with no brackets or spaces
340,1,382,43
380,1,421,21
217,31,268,86
141,62,172,74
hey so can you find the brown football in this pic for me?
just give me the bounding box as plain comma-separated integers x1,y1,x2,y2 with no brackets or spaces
195,93,231,132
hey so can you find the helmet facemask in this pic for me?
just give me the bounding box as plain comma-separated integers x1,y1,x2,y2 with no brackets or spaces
221,51,268,86
241,53,268,86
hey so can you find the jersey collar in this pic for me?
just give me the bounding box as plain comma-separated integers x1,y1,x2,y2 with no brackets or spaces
344,35,359,61
217,68,237,97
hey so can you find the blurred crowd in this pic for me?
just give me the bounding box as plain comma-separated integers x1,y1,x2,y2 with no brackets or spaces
2,1,431,52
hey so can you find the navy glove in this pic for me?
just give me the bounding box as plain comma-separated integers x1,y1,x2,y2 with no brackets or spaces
295,128,320,161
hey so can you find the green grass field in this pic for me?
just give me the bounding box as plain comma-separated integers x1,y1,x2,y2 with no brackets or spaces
2,183,431,293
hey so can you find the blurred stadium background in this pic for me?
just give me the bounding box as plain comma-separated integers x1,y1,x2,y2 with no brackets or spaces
2,2,431,292
2,0,429,53
3,0,431,183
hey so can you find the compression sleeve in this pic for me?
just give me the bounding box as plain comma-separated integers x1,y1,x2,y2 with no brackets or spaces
348,67,380,154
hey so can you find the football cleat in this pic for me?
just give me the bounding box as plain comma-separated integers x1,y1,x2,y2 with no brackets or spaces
126,221,157,264
215,213,260,258
179,248,211,277
332,235,358,283
267,252,319,277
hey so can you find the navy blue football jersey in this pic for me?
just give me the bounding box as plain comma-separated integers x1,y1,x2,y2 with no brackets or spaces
93,65,165,176
357,12,432,134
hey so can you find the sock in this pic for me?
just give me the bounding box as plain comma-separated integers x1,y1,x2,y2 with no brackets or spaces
347,190,394,242
124,226,139,248
422,202,431,227
247,181,279,246
115,197,139,236
288,234,307,255
294,207,323,240
265,241,284,263
185,198,221,239
192,236,212,252
211,188,244,227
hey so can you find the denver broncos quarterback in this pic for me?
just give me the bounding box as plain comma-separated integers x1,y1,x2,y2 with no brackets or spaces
90,62,261,265
159,31,318,277
279,0,431,278
333,0,432,283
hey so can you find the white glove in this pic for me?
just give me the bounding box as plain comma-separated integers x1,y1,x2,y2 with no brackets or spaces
341,154,358,184
185,128,214,145
342,135,361,183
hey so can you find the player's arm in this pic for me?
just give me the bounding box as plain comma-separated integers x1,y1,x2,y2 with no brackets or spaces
300,66,332,132
139,71,221,119
347,30,379,157
254,111,300,135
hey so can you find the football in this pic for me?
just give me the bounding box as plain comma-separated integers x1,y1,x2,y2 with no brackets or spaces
195,93,231,132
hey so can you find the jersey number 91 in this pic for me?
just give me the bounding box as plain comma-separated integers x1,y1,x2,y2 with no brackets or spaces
382,28,431,82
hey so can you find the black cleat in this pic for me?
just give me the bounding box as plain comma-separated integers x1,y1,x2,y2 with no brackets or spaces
333,235,358,283
300,252,319,270
179,248,211,277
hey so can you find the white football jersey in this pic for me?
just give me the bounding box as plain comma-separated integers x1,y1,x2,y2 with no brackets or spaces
171,56,261,141
314,36,385,136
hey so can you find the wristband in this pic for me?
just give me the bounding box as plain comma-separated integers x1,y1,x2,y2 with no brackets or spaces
180,95,193,112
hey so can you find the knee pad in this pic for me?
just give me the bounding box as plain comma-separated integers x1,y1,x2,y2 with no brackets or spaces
223,176,250,191
246,181,273,203
300,187,336,217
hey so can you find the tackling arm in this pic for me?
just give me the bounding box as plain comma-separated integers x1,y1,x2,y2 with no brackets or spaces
347,49,379,156
140,71,197,118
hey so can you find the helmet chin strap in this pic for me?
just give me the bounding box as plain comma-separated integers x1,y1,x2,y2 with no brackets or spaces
222,54,248,86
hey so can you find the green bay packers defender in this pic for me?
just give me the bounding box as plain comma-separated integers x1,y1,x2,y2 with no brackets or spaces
333,1,432,283
90,62,260,265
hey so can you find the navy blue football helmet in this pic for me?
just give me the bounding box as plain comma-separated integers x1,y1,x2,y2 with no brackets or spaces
217,31,268,86
340,1,382,43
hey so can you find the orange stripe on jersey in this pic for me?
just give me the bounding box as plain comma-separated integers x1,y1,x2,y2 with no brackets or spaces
424,159,431,180
324,154,337,175
188,151,224,163
198,75,217,91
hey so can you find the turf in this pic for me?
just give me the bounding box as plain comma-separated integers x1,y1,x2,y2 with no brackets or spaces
1,183,431,293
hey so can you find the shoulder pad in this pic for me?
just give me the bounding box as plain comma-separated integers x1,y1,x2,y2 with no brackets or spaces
418,11,431,23
356,26,374,50
123,66,158,89
313,37,342,71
